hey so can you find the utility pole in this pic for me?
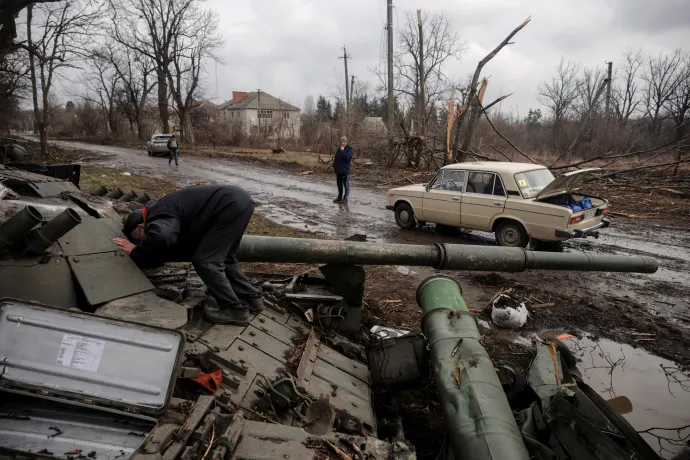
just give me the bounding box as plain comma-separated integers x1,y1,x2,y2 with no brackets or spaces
339,46,351,112
605,61,613,128
257,88,262,135
350,75,355,107
387,0,394,164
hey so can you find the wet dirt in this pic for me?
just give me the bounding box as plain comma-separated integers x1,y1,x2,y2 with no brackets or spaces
34,137,690,458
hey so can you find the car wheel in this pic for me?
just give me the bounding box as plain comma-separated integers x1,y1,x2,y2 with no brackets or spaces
394,203,416,229
495,220,528,247
147,149,152,156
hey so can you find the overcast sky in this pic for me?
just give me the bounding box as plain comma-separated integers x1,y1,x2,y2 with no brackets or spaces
204,0,690,117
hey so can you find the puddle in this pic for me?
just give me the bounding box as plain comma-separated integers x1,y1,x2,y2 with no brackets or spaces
563,335,690,458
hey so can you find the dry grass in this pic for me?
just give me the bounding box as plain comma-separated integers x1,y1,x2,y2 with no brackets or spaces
80,166,179,198
80,166,322,242
191,145,326,170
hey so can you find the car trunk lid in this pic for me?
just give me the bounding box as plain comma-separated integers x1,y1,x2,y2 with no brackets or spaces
535,168,600,200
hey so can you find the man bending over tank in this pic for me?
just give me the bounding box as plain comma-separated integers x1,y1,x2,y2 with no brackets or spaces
114,184,263,326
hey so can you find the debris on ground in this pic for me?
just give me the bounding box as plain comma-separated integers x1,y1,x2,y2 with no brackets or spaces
490,293,529,329
1,153,689,460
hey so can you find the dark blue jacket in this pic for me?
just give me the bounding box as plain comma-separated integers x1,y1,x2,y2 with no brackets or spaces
333,144,353,175
130,185,253,268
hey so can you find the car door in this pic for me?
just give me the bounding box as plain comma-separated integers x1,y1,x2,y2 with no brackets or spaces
460,171,507,230
421,170,466,225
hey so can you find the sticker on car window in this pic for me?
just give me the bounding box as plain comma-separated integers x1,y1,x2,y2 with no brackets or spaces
518,179,528,187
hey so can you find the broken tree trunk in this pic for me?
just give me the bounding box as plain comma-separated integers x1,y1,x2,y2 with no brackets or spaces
451,16,531,162
445,88,455,165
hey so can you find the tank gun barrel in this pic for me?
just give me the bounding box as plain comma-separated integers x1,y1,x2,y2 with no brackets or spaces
238,236,658,273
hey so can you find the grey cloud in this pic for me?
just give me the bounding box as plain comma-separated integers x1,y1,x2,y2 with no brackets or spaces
202,0,688,116
612,0,690,34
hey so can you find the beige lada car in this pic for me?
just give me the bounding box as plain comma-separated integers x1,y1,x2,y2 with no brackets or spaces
386,162,610,247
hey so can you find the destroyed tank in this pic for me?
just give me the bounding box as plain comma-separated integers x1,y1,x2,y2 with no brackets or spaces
0,165,667,460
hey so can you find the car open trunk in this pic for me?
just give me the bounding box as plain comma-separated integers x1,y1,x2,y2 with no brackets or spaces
537,192,606,208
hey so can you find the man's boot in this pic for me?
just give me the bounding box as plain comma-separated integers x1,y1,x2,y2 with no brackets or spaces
203,296,249,326
245,296,264,314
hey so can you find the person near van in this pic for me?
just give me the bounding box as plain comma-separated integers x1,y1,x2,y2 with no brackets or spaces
167,135,179,167
333,136,353,203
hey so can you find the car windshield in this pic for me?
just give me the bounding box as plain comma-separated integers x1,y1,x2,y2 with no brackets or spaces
514,169,555,199
154,135,171,141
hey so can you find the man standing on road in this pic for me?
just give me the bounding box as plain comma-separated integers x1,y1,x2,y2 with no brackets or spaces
333,136,353,203
167,135,179,168
114,185,263,326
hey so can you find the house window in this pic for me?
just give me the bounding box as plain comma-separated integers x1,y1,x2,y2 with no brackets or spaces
283,112,290,120
258,110,273,119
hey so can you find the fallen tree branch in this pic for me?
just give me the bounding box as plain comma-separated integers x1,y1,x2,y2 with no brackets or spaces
468,151,496,161
480,102,536,164
552,133,690,170
489,144,513,161
601,158,690,178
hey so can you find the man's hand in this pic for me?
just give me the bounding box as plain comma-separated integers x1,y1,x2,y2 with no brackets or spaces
114,238,136,255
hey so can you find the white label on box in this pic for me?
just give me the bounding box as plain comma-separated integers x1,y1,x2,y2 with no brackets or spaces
56,334,105,373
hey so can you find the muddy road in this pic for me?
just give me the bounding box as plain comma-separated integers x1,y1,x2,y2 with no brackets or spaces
38,138,690,457
52,139,689,323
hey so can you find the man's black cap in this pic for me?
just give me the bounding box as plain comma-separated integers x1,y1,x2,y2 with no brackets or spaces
123,209,144,240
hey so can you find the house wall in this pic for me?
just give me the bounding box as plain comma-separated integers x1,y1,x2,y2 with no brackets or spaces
222,108,301,139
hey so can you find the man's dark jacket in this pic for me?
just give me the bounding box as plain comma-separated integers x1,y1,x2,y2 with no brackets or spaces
333,144,353,175
129,185,253,268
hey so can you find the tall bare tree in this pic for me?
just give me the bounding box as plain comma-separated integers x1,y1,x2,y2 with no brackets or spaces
109,0,196,134
304,95,315,118
0,46,29,130
641,49,684,135
666,53,690,139
24,0,102,155
302,95,316,146
110,46,156,140
109,0,221,142
166,5,223,143
612,48,643,126
394,11,463,127
538,59,581,144
665,54,690,175
574,66,606,120
390,10,463,166
82,49,121,137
